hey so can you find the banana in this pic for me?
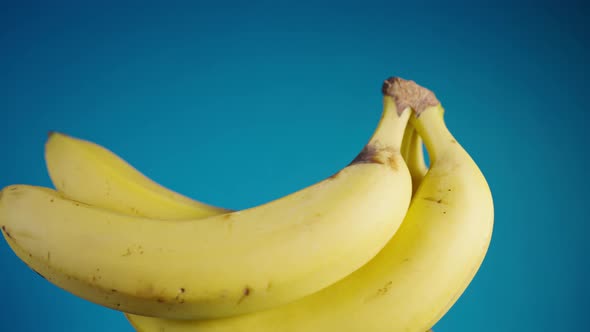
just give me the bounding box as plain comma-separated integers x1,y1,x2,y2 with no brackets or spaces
401,123,428,194
0,78,412,320
45,132,231,219
125,77,493,331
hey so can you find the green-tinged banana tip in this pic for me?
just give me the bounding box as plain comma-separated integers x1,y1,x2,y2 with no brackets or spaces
381,77,440,115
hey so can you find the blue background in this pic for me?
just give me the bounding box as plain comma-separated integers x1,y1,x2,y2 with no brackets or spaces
0,1,588,331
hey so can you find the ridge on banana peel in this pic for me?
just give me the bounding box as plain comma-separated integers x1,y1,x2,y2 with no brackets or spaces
126,77,493,332
45,132,232,219
0,78,413,320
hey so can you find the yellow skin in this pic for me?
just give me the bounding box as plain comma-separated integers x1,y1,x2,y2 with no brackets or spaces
0,89,412,320
45,132,231,219
124,80,493,331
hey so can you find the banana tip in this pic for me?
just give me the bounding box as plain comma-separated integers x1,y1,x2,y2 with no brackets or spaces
381,77,440,115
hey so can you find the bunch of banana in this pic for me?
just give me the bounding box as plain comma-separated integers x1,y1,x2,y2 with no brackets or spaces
0,77,493,331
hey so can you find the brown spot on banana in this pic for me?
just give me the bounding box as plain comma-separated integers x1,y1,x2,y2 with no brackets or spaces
350,144,399,171
423,197,448,205
237,286,252,305
122,248,132,257
363,280,393,303
377,281,393,296
175,288,187,303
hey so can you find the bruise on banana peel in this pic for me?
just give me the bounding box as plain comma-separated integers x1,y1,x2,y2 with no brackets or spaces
350,145,399,171
237,286,252,305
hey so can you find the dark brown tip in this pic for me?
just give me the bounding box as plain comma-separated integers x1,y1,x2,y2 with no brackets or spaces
381,77,440,115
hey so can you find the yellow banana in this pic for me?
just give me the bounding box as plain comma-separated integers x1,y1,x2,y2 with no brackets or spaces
0,78,412,320
125,77,493,331
45,132,231,219
401,123,428,194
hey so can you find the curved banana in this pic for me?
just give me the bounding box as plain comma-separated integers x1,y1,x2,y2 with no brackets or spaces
0,79,412,320
45,132,231,219
125,77,493,331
